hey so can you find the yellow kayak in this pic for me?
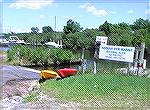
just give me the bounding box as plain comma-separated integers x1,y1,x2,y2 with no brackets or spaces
40,70,58,79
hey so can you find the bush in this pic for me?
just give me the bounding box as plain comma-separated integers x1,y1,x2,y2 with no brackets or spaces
7,45,75,65
55,48,73,63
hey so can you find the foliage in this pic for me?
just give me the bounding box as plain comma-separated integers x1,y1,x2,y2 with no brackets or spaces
55,48,73,62
42,26,53,33
4,18,150,53
62,28,105,49
132,29,148,46
7,45,75,65
99,21,111,37
130,18,149,31
31,27,39,33
63,19,83,35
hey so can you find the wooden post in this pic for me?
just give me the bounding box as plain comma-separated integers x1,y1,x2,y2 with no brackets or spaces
60,40,62,48
82,59,86,74
93,60,96,74
81,48,85,74
81,48,85,61
139,43,145,63
138,42,145,75
134,48,139,75
127,62,131,75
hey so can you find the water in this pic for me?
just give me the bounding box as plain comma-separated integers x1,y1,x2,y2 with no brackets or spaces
30,50,129,74
0,46,9,51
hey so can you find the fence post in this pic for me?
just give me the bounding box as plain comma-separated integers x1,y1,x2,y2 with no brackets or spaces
134,47,139,75
127,62,131,75
138,42,145,75
93,60,97,74
81,48,85,74
81,48,85,61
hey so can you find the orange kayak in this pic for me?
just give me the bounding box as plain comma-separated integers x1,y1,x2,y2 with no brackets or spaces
40,70,58,79
57,68,77,78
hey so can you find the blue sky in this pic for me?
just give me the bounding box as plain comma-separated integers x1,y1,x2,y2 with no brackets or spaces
1,0,150,33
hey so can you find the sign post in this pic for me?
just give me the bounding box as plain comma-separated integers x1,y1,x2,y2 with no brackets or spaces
94,36,108,74
95,36,108,58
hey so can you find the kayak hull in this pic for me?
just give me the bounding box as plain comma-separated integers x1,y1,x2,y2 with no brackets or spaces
57,68,77,78
41,70,58,79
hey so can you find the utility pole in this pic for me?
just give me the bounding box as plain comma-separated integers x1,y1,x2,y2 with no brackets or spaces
54,16,57,43
54,16,56,32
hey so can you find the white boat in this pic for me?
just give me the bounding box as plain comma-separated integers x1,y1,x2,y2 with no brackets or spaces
45,42,62,48
1,36,26,46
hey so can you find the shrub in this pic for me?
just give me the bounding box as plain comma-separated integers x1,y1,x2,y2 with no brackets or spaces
7,45,75,65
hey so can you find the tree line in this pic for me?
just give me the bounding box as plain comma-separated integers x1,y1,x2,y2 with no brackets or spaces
4,18,150,51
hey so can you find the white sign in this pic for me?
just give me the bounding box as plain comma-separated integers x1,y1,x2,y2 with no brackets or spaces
99,45,135,62
96,36,108,45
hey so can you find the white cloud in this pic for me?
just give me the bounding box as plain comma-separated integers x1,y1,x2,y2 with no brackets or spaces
145,9,150,15
40,14,45,19
9,0,54,10
128,9,133,14
79,3,107,17
128,10,133,14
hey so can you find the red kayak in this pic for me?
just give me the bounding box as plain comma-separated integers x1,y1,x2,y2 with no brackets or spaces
57,68,77,78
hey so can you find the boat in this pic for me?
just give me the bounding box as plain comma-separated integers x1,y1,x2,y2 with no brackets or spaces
40,70,59,79
57,68,78,78
45,42,62,48
1,36,26,46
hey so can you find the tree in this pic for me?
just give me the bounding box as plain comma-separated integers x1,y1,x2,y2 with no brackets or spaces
99,21,111,37
42,26,53,33
131,29,147,47
63,19,83,34
118,22,131,30
31,27,39,33
130,18,149,31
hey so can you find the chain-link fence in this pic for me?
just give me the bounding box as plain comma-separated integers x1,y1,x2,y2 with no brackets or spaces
0,1,150,109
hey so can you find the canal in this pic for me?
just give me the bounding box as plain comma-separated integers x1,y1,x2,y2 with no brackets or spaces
0,45,150,74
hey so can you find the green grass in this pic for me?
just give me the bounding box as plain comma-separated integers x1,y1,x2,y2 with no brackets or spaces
41,73,150,108
23,91,39,103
